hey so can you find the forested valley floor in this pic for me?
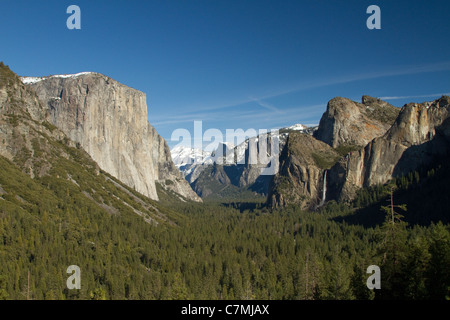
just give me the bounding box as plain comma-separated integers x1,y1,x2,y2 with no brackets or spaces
0,153,449,300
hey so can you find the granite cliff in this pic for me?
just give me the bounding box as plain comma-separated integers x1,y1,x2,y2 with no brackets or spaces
268,95,450,209
328,96,450,202
314,95,399,149
267,96,400,209
21,72,201,202
0,62,182,226
267,132,340,210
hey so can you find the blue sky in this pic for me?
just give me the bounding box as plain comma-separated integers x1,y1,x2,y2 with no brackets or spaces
1,0,450,148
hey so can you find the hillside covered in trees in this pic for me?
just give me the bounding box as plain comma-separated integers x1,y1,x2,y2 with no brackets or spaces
1,152,449,300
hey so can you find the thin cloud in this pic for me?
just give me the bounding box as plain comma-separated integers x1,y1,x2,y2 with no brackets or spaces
169,60,450,114
154,102,326,129
151,112,216,126
379,93,450,100
250,97,284,114
154,61,450,127
257,61,450,101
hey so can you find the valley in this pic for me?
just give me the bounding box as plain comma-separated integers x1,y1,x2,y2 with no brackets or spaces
0,61,449,301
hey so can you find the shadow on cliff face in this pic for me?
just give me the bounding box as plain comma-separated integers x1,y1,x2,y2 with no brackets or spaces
332,117,450,229
392,138,448,179
393,115,450,178
332,150,450,228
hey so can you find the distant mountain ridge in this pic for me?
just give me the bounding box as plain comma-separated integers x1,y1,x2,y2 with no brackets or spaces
171,123,315,199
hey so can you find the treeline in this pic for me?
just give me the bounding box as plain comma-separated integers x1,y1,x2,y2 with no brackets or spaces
0,152,449,299
1,191,449,300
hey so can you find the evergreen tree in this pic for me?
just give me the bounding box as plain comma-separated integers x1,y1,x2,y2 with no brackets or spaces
377,185,408,299
350,264,375,300
425,223,450,299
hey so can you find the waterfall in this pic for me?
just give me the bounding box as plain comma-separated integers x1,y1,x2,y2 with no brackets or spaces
319,170,327,207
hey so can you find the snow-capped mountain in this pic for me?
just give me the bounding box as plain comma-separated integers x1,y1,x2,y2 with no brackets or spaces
285,123,308,131
171,123,314,188
170,145,215,183
171,145,212,168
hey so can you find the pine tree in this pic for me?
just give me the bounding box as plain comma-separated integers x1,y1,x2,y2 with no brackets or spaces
425,223,450,299
350,264,375,300
402,235,430,299
325,249,354,300
377,185,408,299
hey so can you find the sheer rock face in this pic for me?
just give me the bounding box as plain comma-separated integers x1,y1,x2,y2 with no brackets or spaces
267,95,399,210
267,132,340,210
329,96,450,201
267,95,450,208
314,96,400,149
24,72,201,202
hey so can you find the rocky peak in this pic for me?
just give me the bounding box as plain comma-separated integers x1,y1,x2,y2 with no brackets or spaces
314,96,399,149
0,63,71,178
22,71,201,202
1,62,47,122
